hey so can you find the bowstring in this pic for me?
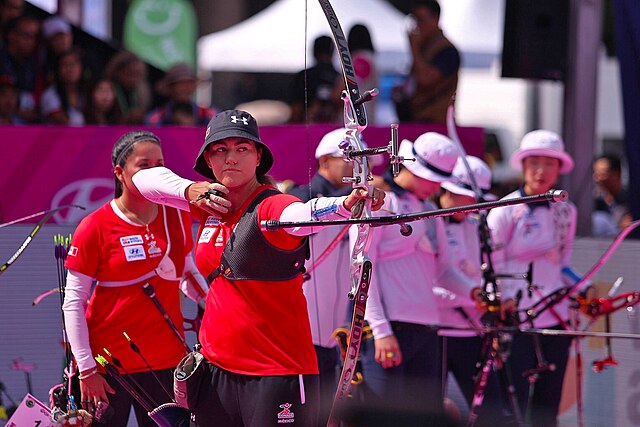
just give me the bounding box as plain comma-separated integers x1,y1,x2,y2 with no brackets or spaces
303,0,324,345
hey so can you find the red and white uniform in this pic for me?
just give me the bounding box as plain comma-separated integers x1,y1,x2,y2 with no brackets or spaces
63,200,194,373
132,167,355,377
194,186,319,376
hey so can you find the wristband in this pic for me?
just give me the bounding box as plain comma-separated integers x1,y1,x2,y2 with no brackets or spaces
79,368,98,380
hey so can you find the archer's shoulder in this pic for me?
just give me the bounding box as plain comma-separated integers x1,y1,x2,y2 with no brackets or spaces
72,201,113,239
257,188,299,215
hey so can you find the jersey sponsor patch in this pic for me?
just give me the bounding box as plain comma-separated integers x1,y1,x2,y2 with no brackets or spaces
123,245,146,261
67,246,78,256
198,228,215,244
120,235,144,246
204,216,220,227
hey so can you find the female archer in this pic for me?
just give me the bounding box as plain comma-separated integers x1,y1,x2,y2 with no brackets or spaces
62,130,208,427
132,109,385,426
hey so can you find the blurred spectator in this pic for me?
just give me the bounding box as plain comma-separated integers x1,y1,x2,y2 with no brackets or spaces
0,73,21,123
392,0,459,123
335,23,378,123
289,35,339,123
83,76,121,125
40,48,86,125
104,50,151,124
0,0,23,44
38,15,72,85
592,154,632,237
146,62,214,126
0,15,40,122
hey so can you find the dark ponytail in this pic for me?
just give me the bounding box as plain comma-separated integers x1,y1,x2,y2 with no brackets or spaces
112,130,161,198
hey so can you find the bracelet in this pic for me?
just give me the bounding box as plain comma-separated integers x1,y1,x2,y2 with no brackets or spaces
79,368,98,380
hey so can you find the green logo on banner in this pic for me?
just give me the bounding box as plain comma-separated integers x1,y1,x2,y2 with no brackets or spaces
124,0,197,70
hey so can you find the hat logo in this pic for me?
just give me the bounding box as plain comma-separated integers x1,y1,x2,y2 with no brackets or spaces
230,115,249,125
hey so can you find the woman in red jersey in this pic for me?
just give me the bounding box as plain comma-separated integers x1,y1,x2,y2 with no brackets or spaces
132,109,384,427
63,130,208,426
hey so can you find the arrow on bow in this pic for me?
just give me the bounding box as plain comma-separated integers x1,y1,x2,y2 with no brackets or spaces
0,205,85,276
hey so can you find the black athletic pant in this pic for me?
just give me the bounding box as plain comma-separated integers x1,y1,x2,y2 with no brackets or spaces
192,362,320,427
102,368,175,427
314,345,340,427
508,325,572,427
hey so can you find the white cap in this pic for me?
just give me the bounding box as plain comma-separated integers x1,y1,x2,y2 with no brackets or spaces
398,132,458,183
510,129,574,174
441,155,497,200
314,128,382,166
42,15,71,39
315,128,346,159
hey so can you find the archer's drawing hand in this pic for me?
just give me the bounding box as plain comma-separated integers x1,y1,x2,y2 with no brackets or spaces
188,182,231,216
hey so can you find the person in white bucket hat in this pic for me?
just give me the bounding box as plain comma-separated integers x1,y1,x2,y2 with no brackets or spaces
510,129,574,175
434,155,504,424
441,155,497,205
486,129,589,426
397,131,459,188
356,132,459,423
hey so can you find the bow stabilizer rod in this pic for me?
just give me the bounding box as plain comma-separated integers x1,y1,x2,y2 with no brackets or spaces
262,189,568,231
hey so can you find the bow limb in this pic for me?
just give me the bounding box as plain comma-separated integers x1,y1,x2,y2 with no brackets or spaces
317,2,373,424
525,220,640,320
0,205,85,276
32,287,61,306
549,220,640,308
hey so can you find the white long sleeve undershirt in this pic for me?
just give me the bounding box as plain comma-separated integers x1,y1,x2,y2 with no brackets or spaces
62,270,96,372
132,167,193,211
132,167,352,236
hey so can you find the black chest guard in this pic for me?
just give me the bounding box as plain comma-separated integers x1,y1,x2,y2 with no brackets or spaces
208,189,308,282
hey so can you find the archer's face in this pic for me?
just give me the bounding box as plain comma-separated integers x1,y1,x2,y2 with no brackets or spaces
115,141,164,199
204,137,262,188
319,155,352,188
413,175,441,200
522,156,560,195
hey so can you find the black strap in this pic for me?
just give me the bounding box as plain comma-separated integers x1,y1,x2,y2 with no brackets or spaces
206,188,281,283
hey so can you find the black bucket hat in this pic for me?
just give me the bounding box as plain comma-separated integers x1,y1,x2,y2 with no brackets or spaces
193,109,274,180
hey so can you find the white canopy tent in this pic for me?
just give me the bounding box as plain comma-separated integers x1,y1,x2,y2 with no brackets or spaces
198,0,410,74
197,0,505,74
